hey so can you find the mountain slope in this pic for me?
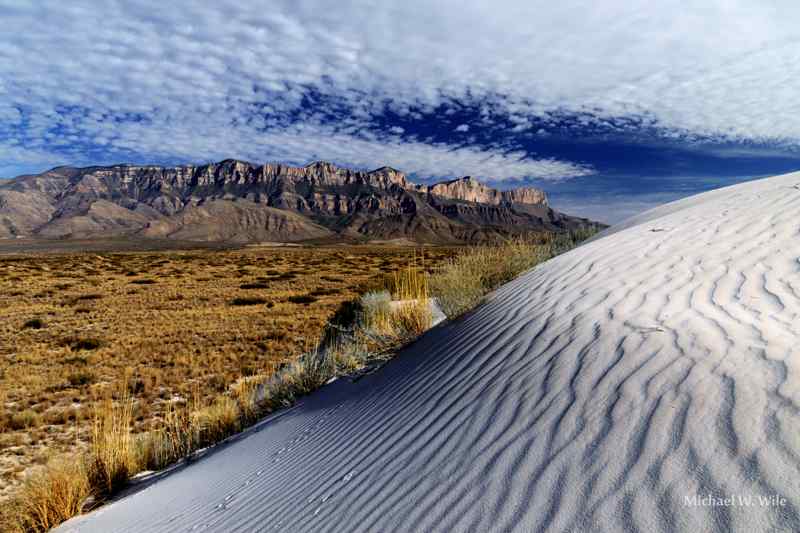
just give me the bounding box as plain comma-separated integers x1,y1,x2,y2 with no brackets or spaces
140,200,333,242
57,172,800,532
0,161,599,243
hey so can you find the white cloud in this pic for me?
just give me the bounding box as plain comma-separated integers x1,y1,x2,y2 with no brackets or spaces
2,0,800,178
549,192,687,225
454,124,470,133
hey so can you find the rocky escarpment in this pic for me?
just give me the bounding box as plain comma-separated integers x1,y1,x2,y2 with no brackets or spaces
0,160,601,243
421,176,547,206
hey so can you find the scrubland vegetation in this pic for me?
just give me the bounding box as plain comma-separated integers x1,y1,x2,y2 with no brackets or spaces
0,246,456,502
0,229,595,532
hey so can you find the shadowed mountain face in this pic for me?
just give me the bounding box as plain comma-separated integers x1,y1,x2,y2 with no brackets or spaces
0,160,601,243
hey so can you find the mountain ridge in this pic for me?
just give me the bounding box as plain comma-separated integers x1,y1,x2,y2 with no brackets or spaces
0,160,601,243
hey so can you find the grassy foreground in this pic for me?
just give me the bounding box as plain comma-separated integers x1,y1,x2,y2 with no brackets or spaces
0,246,457,499
2,229,595,532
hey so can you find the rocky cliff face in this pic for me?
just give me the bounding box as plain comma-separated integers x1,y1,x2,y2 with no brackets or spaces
421,176,547,206
0,160,600,243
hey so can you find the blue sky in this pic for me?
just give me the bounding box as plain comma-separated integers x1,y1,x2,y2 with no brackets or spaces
3,1,800,223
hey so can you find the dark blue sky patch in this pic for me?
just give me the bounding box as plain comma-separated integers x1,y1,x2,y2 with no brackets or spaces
5,2,800,224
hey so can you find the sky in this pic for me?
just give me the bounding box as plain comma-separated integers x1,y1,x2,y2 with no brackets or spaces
3,1,800,223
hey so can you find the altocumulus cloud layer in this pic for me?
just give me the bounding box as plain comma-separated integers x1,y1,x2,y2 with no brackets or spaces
3,0,800,183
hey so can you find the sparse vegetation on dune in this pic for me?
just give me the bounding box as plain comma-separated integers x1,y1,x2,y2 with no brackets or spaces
0,245,457,505
0,230,598,531
429,229,595,318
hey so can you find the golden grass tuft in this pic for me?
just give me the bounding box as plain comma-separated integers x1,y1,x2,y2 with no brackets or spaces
137,402,194,472
428,231,596,318
87,395,137,496
1,459,90,533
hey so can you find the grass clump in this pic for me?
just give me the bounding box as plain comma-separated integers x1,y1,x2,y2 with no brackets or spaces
88,396,137,496
1,459,90,533
9,410,41,431
3,396,137,531
359,291,392,334
429,230,596,318
428,239,548,318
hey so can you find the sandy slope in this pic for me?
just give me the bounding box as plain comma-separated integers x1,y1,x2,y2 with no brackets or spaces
58,173,800,532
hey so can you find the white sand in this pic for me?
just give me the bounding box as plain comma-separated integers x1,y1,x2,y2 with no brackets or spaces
58,173,800,532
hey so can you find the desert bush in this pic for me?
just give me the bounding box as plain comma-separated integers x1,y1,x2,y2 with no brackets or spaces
68,371,97,388
63,337,103,351
391,300,432,338
230,296,268,306
359,291,393,334
137,403,194,471
358,264,432,340
429,230,597,318
287,294,317,305
72,293,103,302
22,318,45,330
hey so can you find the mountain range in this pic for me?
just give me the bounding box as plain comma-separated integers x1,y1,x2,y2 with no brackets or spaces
0,160,601,244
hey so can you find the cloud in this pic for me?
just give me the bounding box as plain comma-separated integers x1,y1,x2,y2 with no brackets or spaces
549,192,687,225
2,0,800,179
454,124,470,133
257,129,592,181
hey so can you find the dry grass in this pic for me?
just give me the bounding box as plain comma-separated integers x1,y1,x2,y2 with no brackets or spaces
430,230,596,318
88,396,137,496
1,459,90,533
0,245,457,502
359,263,431,340
0,232,598,531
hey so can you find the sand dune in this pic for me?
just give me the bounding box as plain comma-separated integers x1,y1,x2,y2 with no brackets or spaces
58,172,800,532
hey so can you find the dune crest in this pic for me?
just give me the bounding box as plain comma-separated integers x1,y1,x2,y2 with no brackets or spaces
59,172,800,532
